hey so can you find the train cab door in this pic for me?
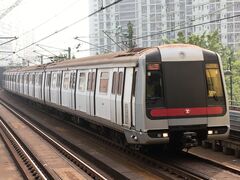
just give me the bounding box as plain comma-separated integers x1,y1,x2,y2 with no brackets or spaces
123,68,134,128
70,70,76,110
131,69,137,127
116,68,124,125
110,68,118,123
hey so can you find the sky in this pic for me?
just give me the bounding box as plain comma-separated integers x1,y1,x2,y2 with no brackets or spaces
0,0,90,65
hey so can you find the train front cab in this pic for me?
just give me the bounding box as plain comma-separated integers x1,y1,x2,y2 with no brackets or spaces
125,45,229,147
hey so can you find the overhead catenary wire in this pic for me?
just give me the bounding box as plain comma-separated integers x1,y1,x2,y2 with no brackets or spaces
0,0,123,61
36,44,58,57
74,37,112,52
15,0,123,53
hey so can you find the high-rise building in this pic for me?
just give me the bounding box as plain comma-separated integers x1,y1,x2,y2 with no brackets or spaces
89,0,240,55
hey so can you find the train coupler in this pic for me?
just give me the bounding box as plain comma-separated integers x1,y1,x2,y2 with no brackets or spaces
183,132,198,151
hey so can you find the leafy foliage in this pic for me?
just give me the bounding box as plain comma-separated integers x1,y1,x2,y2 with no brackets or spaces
163,31,240,103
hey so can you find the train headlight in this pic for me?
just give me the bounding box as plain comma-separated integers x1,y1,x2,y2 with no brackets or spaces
163,133,168,138
208,130,213,135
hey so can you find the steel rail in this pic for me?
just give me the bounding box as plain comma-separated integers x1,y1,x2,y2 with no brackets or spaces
0,93,235,180
0,100,109,180
0,117,49,180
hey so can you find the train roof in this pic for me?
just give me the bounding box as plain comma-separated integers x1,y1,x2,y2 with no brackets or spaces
45,47,148,70
4,44,215,73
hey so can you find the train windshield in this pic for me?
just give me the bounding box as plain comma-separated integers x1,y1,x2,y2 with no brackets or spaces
205,63,225,106
163,61,207,108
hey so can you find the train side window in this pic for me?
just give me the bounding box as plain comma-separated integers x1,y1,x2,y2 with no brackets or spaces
38,74,42,85
56,73,61,87
46,74,51,87
117,72,123,95
78,73,86,91
71,72,76,89
26,74,29,84
87,72,92,91
91,72,96,91
51,73,57,88
111,72,118,94
63,73,69,89
29,74,32,84
132,70,137,97
99,72,109,93
22,75,24,83
18,75,21,83
32,74,35,85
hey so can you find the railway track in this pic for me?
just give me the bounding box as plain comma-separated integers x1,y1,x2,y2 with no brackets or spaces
0,100,111,180
0,117,52,180
1,92,240,180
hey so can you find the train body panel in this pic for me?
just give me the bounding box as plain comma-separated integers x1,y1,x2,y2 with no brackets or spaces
3,44,230,147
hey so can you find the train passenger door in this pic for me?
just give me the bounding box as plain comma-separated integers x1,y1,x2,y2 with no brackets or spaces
70,71,76,110
96,69,111,120
51,72,57,104
123,68,134,128
110,68,124,124
44,72,51,102
57,72,62,105
110,68,118,123
86,69,96,116
35,73,40,99
76,70,87,113
61,71,70,108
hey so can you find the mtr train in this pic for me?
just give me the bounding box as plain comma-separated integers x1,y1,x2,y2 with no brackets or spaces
3,44,230,150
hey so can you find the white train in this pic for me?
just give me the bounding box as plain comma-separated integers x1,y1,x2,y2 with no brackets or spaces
3,44,230,149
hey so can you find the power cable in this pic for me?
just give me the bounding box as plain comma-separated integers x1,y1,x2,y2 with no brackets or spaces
74,37,112,52
15,0,123,53
0,0,123,61
36,44,58,57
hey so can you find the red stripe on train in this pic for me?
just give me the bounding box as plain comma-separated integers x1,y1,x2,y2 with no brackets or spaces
150,107,224,117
